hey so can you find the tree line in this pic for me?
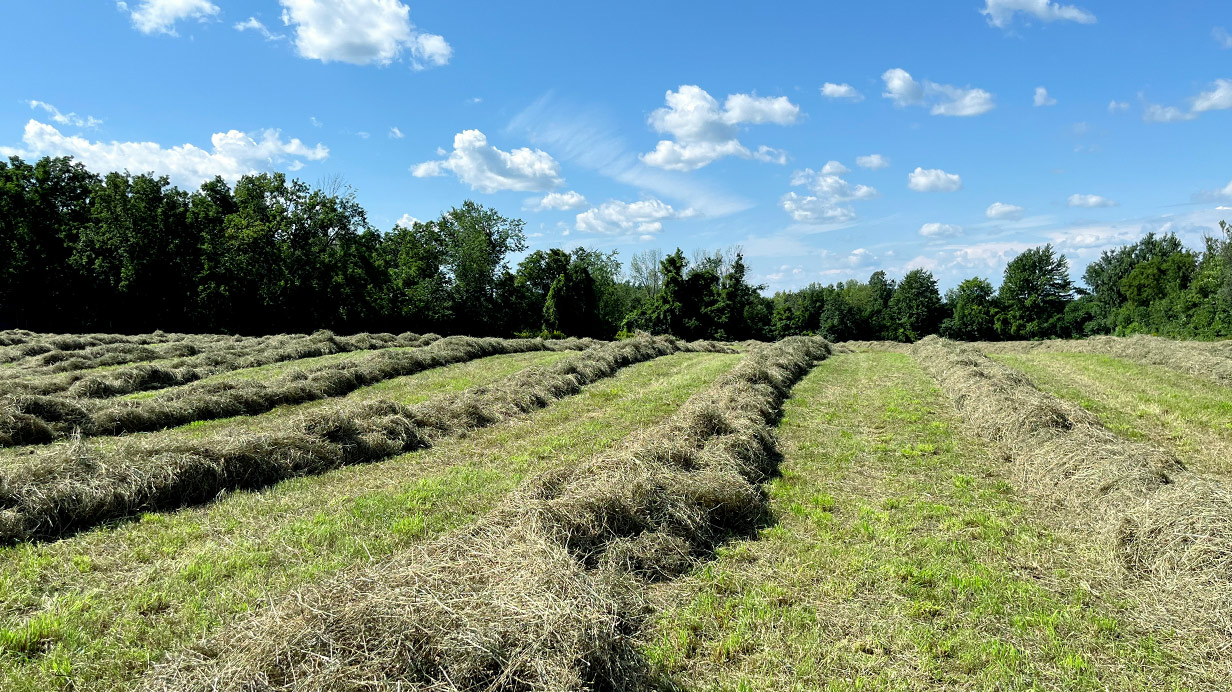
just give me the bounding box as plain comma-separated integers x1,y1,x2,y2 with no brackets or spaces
3,155,1231,341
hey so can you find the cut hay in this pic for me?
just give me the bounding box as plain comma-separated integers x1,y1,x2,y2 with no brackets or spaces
0,336,728,543
913,335,1232,642
978,334,1232,389
141,336,831,692
0,335,570,447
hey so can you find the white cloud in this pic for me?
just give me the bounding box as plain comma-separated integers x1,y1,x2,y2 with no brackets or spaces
820,82,863,101
881,68,924,107
1143,103,1196,123
1192,180,1232,202
1192,78,1232,113
118,0,220,36
907,167,962,192
530,190,588,211
27,101,101,129
985,202,1025,220
277,0,451,68
395,213,420,228
751,145,789,165
640,85,800,171
820,160,849,175
881,68,994,116
388,126,404,139
574,198,695,236
411,130,563,193
1107,100,1129,113
920,222,962,238
234,16,283,40
1,119,328,188
856,154,890,170
781,167,877,224
1067,193,1117,208
1033,86,1056,106
980,0,1096,28
1214,27,1232,49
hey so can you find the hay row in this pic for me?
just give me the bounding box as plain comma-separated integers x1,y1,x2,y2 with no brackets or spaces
0,333,265,380
0,335,729,543
141,336,831,692
1,334,562,447
0,330,202,364
912,336,1232,640
838,339,910,353
978,334,1232,388
0,330,439,398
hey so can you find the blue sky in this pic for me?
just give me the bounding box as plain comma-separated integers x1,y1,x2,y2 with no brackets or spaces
3,0,1231,292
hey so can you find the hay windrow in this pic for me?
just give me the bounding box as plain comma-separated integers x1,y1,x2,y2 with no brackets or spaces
913,335,1232,640
977,334,1232,389
0,334,580,447
142,336,830,692
0,335,727,543
0,330,197,365
0,330,439,398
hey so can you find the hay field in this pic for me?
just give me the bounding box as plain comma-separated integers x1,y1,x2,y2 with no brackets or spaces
1,330,1230,690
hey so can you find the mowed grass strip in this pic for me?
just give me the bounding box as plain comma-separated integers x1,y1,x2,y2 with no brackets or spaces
0,350,742,692
640,352,1209,691
990,351,1232,476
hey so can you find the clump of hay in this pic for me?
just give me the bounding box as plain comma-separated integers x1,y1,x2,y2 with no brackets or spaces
142,337,830,692
0,336,725,542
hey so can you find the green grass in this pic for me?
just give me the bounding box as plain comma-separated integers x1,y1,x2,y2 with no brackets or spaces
0,350,740,691
640,351,1209,691
991,351,1232,476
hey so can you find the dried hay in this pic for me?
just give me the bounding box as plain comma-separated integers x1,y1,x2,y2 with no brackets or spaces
142,336,830,692
0,336,724,542
914,335,1232,642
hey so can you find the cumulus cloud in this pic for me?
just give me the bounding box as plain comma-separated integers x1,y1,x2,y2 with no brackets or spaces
780,167,877,224
985,202,1025,220
1143,103,1196,123
27,101,101,129
920,222,962,238
234,16,284,40
907,167,962,192
118,0,220,36
1192,78,1232,113
881,68,994,116
411,129,563,193
856,154,890,170
530,190,588,211
1033,86,1056,106
395,213,420,228
640,85,800,171
1107,100,1129,113
1067,193,1117,208
575,198,696,237
0,119,328,188
820,82,863,101
980,0,1096,28
388,126,404,139
751,145,789,165
277,0,451,68
820,160,849,175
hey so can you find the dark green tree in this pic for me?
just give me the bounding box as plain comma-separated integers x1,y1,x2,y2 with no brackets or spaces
996,244,1074,339
888,269,943,342
940,277,997,341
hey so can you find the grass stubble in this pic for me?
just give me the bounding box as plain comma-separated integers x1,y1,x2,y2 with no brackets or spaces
641,349,1211,691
